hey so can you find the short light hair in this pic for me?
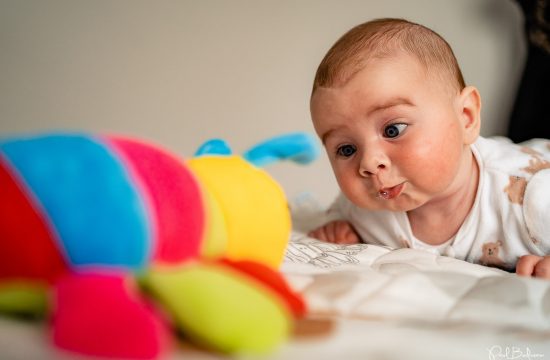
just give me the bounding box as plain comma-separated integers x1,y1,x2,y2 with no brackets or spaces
312,18,466,95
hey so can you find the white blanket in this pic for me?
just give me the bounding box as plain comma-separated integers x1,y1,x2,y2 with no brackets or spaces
271,195,550,359
284,232,550,330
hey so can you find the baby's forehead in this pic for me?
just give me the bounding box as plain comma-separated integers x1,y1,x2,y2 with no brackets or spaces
311,52,458,121
352,51,458,96
328,51,443,90
367,50,440,77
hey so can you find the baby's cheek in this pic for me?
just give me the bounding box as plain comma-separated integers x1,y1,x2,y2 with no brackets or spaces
401,142,461,190
338,177,366,205
333,162,358,187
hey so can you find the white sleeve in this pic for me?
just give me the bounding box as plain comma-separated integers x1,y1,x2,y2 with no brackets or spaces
289,192,348,233
325,192,350,222
523,168,550,255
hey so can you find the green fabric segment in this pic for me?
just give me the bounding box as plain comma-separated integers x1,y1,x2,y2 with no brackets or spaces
144,263,290,353
0,282,48,316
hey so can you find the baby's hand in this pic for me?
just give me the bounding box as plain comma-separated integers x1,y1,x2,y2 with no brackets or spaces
307,220,361,244
516,255,550,279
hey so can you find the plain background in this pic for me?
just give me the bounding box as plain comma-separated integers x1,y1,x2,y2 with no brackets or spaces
0,0,525,206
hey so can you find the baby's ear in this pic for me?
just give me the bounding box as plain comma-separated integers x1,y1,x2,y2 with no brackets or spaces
458,86,481,145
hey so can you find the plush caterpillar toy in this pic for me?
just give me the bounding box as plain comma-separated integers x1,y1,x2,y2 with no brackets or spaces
0,132,319,359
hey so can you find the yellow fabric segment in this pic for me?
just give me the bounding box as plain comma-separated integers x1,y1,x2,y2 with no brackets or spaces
187,156,291,268
144,262,290,353
0,281,48,316
197,184,228,259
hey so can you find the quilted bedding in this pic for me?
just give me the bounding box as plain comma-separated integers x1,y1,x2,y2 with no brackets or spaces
270,196,550,360
283,232,550,330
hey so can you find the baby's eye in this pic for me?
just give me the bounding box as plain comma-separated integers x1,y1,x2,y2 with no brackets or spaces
336,144,357,157
383,123,408,138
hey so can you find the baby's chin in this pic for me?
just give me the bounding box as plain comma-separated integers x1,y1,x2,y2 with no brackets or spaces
352,194,425,212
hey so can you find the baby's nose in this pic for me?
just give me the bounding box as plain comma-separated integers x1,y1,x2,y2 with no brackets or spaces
358,152,389,177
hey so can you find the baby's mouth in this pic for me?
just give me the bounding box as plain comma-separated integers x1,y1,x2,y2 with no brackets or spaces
377,182,405,200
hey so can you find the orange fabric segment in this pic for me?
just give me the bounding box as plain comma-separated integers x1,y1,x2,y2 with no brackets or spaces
219,258,306,317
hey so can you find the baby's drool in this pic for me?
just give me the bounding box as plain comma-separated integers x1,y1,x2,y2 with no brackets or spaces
378,190,390,199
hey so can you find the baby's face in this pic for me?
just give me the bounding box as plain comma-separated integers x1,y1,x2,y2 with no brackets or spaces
311,54,473,212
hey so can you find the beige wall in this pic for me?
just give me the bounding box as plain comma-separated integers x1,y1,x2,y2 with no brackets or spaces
0,0,525,206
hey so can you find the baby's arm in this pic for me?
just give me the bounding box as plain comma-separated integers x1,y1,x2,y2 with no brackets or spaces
516,255,550,279
516,167,550,280
308,220,361,244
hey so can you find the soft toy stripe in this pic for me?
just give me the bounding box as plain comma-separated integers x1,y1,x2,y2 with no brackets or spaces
109,137,205,264
0,135,151,269
0,156,66,282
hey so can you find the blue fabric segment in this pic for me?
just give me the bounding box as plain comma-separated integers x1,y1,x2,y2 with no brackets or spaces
194,139,232,156
243,132,320,167
0,134,151,270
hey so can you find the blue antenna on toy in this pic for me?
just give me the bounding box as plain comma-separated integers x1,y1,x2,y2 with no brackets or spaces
243,132,320,167
194,139,232,156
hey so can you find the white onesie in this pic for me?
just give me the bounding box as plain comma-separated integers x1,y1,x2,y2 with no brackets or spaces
327,136,550,271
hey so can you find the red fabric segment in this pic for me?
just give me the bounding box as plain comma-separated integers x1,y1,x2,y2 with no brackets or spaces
53,273,170,359
219,258,307,317
108,137,205,264
0,157,67,283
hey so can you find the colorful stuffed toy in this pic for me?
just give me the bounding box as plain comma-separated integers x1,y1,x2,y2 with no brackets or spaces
0,132,319,359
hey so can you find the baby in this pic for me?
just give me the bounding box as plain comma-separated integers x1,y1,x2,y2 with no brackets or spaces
308,18,550,279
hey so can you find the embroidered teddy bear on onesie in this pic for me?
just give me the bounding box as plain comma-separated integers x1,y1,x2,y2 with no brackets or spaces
479,241,506,268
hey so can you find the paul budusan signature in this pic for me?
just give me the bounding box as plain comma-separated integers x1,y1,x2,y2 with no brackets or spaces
488,346,545,360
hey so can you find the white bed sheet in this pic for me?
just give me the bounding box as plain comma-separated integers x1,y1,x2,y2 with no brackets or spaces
276,233,550,360
273,195,550,359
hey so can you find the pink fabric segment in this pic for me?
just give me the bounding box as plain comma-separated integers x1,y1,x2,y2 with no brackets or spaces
108,137,205,264
52,272,171,359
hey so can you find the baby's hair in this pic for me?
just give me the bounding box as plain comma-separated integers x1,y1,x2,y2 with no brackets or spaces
312,18,466,95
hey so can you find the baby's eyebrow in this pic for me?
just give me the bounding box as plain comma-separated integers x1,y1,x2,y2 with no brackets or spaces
366,97,414,117
321,129,335,145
